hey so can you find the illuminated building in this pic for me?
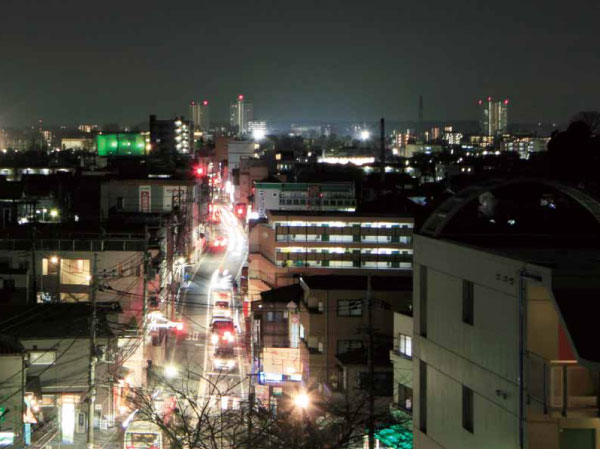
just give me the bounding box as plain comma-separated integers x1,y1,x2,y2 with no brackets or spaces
190,100,210,132
96,133,146,156
149,115,192,154
443,131,463,146
431,127,441,140
230,94,254,135
253,182,356,218
478,97,509,136
248,121,267,139
500,136,549,159
248,209,413,287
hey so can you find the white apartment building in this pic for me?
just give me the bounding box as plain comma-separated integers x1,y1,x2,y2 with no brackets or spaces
413,178,600,449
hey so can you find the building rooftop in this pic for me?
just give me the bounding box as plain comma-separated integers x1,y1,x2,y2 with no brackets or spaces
300,275,412,291
420,177,600,367
268,210,413,220
0,303,119,339
259,284,304,304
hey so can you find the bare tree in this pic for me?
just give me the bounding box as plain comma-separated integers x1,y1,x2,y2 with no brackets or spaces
128,365,411,449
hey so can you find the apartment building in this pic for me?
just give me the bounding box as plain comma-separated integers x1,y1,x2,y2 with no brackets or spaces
413,179,600,449
249,210,413,287
253,182,356,218
297,275,412,390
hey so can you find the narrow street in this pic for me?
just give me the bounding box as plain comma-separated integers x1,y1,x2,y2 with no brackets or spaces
169,203,249,411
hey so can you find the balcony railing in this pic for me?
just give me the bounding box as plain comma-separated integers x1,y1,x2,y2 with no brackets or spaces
527,351,599,417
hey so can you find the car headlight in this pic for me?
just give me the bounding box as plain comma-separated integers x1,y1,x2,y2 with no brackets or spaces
227,360,235,368
211,334,219,344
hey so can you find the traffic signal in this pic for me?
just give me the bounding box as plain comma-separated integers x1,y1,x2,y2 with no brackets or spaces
195,166,204,177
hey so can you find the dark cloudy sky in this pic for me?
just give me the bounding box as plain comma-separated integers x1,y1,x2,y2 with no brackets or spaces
1,0,598,126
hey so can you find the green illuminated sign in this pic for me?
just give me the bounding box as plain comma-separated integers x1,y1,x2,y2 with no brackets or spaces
97,133,146,157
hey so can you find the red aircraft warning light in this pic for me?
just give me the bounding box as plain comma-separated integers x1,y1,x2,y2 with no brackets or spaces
238,94,244,101
203,100,209,106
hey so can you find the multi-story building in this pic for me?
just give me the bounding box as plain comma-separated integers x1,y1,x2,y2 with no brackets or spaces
478,97,509,136
0,304,120,447
230,94,253,135
190,100,210,133
249,209,413,287
501,136,549,159
413,178,600,449
297,275,412,390
253,182,357,218
149,115,192,154
251,275,411,406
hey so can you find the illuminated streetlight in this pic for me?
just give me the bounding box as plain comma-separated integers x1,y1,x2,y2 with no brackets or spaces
50,256,59,264
50,209,59,218
293,391,310,410
359,130,370,141
164,365,178,379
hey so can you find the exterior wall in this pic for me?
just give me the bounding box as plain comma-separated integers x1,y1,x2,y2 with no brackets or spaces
0,354,24,440
227,141,255,170
413,234,600,449
254,183,356,218
391,312,413,410
100,180,196,216
299,285,411,386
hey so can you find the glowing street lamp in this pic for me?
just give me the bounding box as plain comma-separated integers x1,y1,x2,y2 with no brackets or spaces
359,130,370,141
164,364,178,379
293,391,310,410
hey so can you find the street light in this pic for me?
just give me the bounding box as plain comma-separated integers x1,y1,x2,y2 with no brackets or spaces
359,130,370,141
293,391,310,410
164,365,178,379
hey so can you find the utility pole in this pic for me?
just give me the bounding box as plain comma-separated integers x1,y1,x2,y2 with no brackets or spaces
142,225,149,357
379,118,385,186
87,252,98,449
30,226,37,304
367,275,375,449
247,381,254,449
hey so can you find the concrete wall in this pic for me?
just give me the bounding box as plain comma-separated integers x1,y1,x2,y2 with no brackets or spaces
0,354,24,437
413,234,600,449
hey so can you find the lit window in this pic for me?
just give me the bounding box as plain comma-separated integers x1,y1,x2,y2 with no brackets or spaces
337,299,363,317
60,259,90,285
397,334,412,358
29,351,56,365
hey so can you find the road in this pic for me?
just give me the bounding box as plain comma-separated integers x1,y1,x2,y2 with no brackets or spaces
170,203,249,413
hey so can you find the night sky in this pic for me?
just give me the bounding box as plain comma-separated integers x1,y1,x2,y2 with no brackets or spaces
1,0,599,126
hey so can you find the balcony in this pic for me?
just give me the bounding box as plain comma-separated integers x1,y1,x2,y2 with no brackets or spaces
527,352,599,418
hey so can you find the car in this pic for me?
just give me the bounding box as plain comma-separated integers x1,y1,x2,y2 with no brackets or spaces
213,347,237,371
210,235,228,252
210,318,235,346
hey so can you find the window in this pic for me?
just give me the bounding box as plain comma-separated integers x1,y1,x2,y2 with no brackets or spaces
116,197,125,209
397,334,412,358
419,361,427,432
266,311,284,322
398,384,413,411
462,385,474,433
337,299,363,317
42,258,59,275
462,280,474,325
29,350,56,365
419,265,427,337
336,340,364,355
2,279,15,291
60,293,89,302
60,259,91,285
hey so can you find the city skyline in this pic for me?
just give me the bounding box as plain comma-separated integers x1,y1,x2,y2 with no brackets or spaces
0,0,598,127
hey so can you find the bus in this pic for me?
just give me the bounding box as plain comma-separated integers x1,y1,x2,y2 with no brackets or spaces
124,420,163,449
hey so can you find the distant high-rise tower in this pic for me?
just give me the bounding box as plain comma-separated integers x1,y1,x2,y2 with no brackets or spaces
479,97,508,136
190,100,210,132
230,94,253,135
418,95,424,139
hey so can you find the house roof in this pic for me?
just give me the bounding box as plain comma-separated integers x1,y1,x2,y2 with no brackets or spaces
0,335,24,354
300,275,412,291
259,284,304,304
0,303,118,339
